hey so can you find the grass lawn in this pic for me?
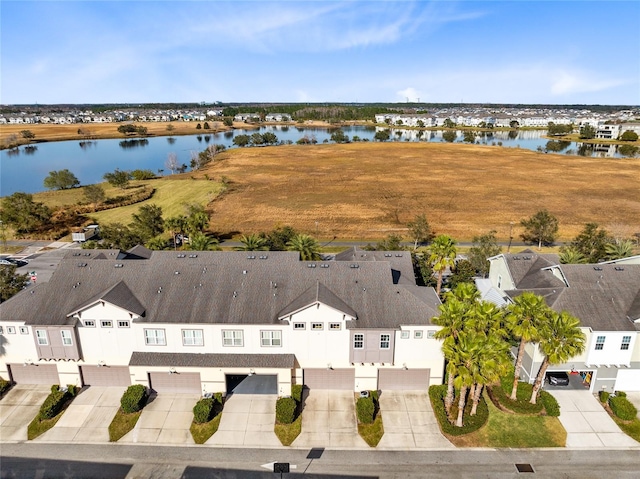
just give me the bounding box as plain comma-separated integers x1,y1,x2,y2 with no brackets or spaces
358,413,384,447
450,393,566,448
274,415,302,446
190,413,222,444
611,415,640,443
108,408,142,442
27,412,65,440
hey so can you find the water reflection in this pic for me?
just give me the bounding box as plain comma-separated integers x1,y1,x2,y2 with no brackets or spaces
119,138,149,149
545,140,571,152
79,141,96,150
166,137,176,145
6,148,20,157
23,145,38,155
204,135,211,143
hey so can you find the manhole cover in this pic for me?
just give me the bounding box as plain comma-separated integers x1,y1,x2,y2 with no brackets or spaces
515,464,535,473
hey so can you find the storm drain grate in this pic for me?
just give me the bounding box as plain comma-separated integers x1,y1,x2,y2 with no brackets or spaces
515,464,535,473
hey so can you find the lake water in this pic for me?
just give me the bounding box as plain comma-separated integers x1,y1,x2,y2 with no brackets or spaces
0,126,627,195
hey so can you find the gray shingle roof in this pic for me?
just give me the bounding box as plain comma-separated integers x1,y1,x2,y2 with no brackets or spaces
129,351,296,368
277,281,358,319
1,250,440,329
503,251,563,288
68,280,145,317
333,248,415,285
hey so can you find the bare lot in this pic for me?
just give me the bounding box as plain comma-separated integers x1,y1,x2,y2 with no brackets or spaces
195,143,640,241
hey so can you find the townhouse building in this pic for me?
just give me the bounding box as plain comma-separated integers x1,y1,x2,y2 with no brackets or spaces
0,248,444,396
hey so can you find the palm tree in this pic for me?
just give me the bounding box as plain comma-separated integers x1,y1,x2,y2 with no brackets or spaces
530,311,586,404
189,232,220,251
505,292,549,400
286,234,321,261
146,235,168,251
235,234,268,251
605,239,634,260
429,234,457,296
165,215,187,251
558,246,587,264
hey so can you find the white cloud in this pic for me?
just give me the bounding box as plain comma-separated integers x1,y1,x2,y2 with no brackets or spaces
396,87,423,102
550,70,628,96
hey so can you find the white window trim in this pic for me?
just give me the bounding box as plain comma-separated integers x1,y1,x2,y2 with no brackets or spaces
595,336,605,350
83,320,95,327
311,323,323,330
61,330,73,346
144,328,166,346
182,329,204,346
621,336,631,350
19,326,29,335
0,326,3,334
400,330,410,339
427,330,436,339
7,326,16,334
260,330,282,347
293,323,306,330
354,333,364,349
101,320,113,328
36,329,48,345
222,330,244,347
329,323,341,330
380,334,390,349
414,330,423,339
117,320,130,328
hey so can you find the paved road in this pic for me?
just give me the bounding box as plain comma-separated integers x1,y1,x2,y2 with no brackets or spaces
2,443,640,478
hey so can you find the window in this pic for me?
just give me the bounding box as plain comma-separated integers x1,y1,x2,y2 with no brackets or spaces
427,330,436,339
621,336,631,351
182,329,204,346
117,320,130,328
354,334,364,349
400,331,410,339
497,275,502,290
595,336,605,350
83,320,95,327
380,334,390,349
414,330,423,339
293,323,306,330
19,326,29,335
329,323,341,330
36,329,48,345
144,329,166,346
222,330,243,347
261,330,282,347
101,320,113,328
311,323,323,330
0,326,3,334
7,326,16,334
61,330,73,346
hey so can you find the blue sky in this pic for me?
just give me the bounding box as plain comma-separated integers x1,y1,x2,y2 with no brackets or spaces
2,1,639,105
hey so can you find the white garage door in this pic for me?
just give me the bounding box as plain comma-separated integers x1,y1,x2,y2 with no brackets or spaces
148,372,201,394
616,370,640,392
80,366,131,387
8,364,59,385
378,369,430,390
304,369,354,390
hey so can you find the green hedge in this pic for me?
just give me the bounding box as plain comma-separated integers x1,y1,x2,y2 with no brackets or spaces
609,396,638,421
193,398,215,424
120,385,148,414
614,391,627,398
0,377,12,396
276,397,296,424
490,381,544,414
291,384,303,404
429,384,489,436
539,391,560,417
356,396,375,424
599,390,610,403
39,387,69,420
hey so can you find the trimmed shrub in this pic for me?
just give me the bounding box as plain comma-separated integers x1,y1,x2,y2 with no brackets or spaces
193,398,215,424
213,392,223,405
356,396,375,424
291,384,303,404
0,377,11,396
51,384,60,394
490,381,543,414
609,396,638,421
39,389,68,420
539,390,560,417
429,384,489,436
120,385,147,414
599,390,610,403
276,397,296,424
615,391,627,398
66,385,78,397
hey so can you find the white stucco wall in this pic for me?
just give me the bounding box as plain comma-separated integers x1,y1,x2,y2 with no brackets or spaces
488,256,515,292
586,331,636,366
0,322,40,377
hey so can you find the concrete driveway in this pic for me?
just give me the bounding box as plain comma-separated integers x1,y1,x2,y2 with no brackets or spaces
549,390,640,448
35,386,125,443
119,392,199,444
376,390,454,450
0,385,51,442
293,389,367,449
207,394,280,447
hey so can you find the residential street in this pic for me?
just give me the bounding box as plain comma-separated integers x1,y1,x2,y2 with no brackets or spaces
2,443,640,478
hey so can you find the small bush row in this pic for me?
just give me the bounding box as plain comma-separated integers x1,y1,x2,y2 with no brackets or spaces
120,385,148,413
39,385,76,420
599,390,610,403
539,391,560,417
490,381,543,415
276,384,305,425
428,384,489,436
193,394,224,424
0,377,11,396
609,394,638,421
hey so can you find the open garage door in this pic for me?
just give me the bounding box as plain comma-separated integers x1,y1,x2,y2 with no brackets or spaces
8,363,59,385
616,370,640,392
304,368,354,390
378,368,430,390
148,372,201,394
226,374,278,394
80,366,131,387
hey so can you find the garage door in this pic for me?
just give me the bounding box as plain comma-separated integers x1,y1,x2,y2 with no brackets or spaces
148,372,201,394
304,368,354,390
80,366,131,387
378,369,430,390
8,363,59,385
616,370,640,392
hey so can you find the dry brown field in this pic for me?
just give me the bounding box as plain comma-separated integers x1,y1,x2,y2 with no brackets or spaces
193,142,640,242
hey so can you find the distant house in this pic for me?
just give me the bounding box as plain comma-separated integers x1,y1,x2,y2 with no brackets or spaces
483,250,640,393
